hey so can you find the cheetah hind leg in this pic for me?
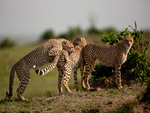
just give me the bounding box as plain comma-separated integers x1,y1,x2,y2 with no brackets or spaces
80,62,87,90
16,75,30,101
82,61,96,90
86,61,96,90
82,75,90,90
85,76,90,90
81,74,88,90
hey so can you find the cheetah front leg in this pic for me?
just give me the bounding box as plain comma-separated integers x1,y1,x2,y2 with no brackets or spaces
114,65,123,89
73,68,78,91
58,69,64,95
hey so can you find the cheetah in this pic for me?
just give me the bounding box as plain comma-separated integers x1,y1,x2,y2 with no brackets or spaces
81,35,134,90
6,39,74,100
33,37,87,94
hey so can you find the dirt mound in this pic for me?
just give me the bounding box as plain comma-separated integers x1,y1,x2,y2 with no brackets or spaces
90,73,140,89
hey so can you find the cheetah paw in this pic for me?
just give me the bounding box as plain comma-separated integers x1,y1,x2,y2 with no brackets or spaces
118,86,123,89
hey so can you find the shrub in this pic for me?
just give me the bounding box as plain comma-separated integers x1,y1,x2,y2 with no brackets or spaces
87,27,101,35
0,38,15,48
90,26,150,84
41,29,55,41
87,27,117,35
68,27,83,38
58,26,83,40
139,81,150,103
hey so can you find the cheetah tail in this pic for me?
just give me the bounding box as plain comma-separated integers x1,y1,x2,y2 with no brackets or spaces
33,55,60,76
6,65,15,99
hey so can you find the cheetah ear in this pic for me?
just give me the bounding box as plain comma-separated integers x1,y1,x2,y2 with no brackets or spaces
76,36,81,41
73,37,81,44
62,40,67,45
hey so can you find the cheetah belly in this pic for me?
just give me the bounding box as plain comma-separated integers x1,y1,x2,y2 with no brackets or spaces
121,55,127,64
24,52,50,68
97,58,115,67
97,53,116,67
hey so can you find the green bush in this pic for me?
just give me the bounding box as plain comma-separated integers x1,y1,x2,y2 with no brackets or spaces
0,38,15,48
122,50,150,81
41,29,55,41
90,26,150,84
58,26,83,40
139,81,150,102
87,27,101,35
87,27,117,35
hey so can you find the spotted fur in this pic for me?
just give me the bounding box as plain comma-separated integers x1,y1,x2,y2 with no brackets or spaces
33,37,87,94
81,35,134,90
6,39,74,100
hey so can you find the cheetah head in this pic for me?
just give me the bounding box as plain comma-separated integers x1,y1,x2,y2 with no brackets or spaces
62,40,74,54
122,35,134,48
73,37,87,47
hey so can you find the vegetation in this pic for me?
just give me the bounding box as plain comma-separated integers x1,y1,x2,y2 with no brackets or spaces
0,38,15,48
40,26,117,41
139,81,150,103
87,27,101,35
87,26,117,35
58,26,83,40
41,29,55,41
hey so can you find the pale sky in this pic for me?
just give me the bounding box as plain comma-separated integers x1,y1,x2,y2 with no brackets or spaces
0,0,150,44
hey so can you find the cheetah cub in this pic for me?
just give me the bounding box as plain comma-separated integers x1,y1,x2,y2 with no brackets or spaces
81,35,134,90
33,37,87,94
6,39,74,100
